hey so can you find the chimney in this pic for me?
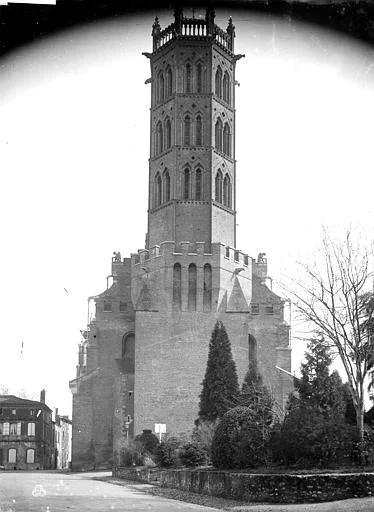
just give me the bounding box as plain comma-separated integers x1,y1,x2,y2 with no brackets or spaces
40,389,45,404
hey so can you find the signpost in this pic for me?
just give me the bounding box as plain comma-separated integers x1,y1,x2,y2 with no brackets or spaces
154,423,166,442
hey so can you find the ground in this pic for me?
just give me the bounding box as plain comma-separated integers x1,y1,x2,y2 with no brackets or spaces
1,471,374,512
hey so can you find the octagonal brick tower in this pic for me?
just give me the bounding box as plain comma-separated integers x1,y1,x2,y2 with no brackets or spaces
146,7,240,251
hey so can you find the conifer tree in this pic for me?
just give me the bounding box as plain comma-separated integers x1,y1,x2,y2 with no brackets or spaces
198,321,239,422
239,359,273,426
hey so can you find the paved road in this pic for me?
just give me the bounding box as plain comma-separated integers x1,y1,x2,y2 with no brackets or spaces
2,471,374,512
0,471,218,512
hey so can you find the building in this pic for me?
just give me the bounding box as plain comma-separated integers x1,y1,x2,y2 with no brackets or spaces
69,7,293,471
0,390,54,470
53,409,72,470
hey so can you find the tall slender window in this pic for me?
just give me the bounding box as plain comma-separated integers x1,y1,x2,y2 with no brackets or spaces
196,115,202,146
155,173,162,206
165,118,171,149
248,334,257,363
228,180,232,208
173,263,182,309
166,66,173,96
223,123,231,156
188,263,197,311
184,115,191,146
163,170,170,202
196,62,203,92
158,72,164,102
156,121,163,154
26,449,35,464
223,174,230,207
183,168,190,199
8,449,16,464
215,170,223,203
223,71,230,104
215,118,223,152
185,63,192,93
215,66,222,98
203,263,212,311
195,168,202,200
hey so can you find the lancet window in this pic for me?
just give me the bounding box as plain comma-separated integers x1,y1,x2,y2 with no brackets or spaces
215,169,223,203
223,71,230,104
183,168,190,199
215,66,222,98
188,263,197,311
223,122,231,157
195,168,202,200
155,121,163,155
165,118,172,149
203,263,212,311
196,115,203,146
215,118,223,152
183,115,191,146
173,263,182,309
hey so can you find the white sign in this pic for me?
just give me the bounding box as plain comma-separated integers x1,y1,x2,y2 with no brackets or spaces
154,423,166,434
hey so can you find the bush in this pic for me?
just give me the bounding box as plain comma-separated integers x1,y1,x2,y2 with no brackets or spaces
192,420,218,464
179,442,207,467
121,441,144,467
153,437,183,467
135,429,159,456
211,406,271,469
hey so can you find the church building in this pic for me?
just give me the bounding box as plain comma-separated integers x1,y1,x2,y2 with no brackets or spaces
69,7,293,471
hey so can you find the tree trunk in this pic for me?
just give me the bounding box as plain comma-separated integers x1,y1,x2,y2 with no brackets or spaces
356,400,365,464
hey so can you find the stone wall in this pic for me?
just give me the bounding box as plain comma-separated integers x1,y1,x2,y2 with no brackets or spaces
113,467,374,503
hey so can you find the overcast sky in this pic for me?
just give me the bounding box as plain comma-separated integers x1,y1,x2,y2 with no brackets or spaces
1,8,373,416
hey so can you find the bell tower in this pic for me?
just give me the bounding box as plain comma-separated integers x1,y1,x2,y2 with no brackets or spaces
145,7,242,251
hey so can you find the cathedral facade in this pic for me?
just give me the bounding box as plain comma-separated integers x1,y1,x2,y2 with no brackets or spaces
69,8,293,471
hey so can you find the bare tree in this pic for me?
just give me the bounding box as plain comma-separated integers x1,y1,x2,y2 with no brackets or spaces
286,229,373,442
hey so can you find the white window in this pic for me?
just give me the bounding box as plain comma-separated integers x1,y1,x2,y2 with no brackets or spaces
11,409,16,415
17,422,21,435
28,423,35,436
10,423,17,435
3,422,9,435
8,448,16,463
26,449,35,463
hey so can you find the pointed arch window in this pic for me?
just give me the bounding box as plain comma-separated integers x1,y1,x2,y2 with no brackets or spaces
223,123,231,156
155,173,162,206
215,170,223,203
185,63,192,93
163,169,170,202
203,263,212,312
248,334,257,363
165,118,172,149
223,174,232,208
196,62,203,93
183,168,190,199
188,263,197,311
195,168,202,200
157,72,164,103
196,115,202,146
156,121,163,155
223,71,230,104
173,263,182,309
215,66,222,98
166,66,173,97
183,115,191,146
215,118,223,152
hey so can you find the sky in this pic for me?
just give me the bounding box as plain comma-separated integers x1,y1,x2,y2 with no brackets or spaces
0,8,374,416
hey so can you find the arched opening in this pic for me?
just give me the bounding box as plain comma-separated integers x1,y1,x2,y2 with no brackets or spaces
122,333,135,373
223,71,230,104
163,170,170,202
166,66,173,96
26,449,35,464
203,263,212,311
165,118,172,149
157,71,164,102
173,263,182,309
184,115,191,146
188,263,197,311
8,449,16,464
223,123,231,156
223,174,231,207
196,62,203,93
185,63,192,93
156,121,163,154
248,334,257,363
183,168,190,199
215,170,223,203
215,118,223,152
195,168,202,200
215,66,222,98
196,115,202,146
155,173,162,206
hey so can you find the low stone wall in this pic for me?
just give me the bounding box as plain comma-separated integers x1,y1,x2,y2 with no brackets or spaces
113,466,374,503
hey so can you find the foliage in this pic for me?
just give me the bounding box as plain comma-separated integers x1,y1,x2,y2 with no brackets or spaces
121,441,144,467
238,359,274,426
286,229,374,443
134,429,159,455
191,420,218,463
198,321,239,423
271,337,358,467
153,436,183,467
179,442,207,467
211,405,271,469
